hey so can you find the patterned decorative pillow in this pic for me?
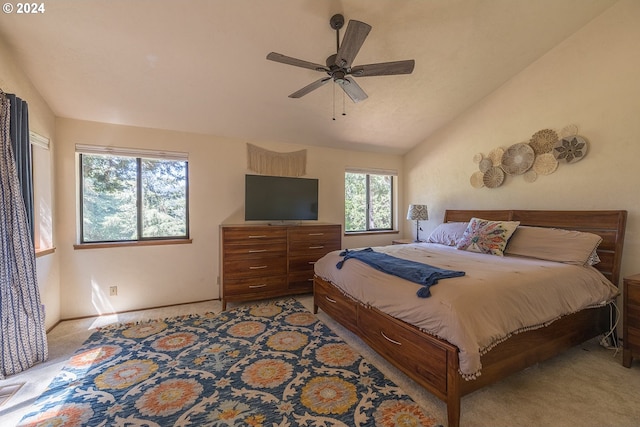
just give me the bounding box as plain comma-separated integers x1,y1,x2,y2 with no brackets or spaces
456,218,520,256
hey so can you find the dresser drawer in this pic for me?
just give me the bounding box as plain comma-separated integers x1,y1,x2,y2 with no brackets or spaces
358,305,448,393
223,242,287,260
626,303,640,329
628,327,640,353
223,276,287,296
288,225,341,241
223,256,286,279
627,282,640,306
289,255,321,273
288,271,315,290
223,227,287,243
289,240,341,257
314,278,358,333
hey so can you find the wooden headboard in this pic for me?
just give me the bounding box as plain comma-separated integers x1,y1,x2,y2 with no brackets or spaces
443,209,628,287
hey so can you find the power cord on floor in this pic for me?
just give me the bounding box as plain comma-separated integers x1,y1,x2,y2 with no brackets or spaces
598,301,621,357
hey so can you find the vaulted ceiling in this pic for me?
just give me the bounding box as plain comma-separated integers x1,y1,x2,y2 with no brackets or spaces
0,0,616,154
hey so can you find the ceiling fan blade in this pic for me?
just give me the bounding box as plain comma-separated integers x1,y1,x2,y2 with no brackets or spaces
338,77,368,103
267,52,329,72
289,77,332,98
335,20,371,69
350,59,415,77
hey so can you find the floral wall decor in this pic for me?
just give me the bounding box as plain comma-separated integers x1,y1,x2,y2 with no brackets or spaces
470,124,588,189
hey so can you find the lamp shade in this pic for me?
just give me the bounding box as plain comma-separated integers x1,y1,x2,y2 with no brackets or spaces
407,204,428,221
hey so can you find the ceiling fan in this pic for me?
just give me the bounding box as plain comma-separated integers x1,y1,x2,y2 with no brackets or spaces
266,14,415,103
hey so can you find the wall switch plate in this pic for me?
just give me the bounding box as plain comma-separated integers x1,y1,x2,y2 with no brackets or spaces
109,286,118,296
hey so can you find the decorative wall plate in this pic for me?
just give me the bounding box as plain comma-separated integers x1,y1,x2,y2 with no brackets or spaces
524,170,537,183
473,153,483,164
532,153,558,175
554,135,588,163
470,171,485,188
483,166,505,188
559,124,578,138
529,129,558,155
501,142,535,175
488,147,504,166
479,158,492,173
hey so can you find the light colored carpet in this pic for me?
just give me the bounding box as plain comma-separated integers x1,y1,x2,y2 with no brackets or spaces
1,295,639,426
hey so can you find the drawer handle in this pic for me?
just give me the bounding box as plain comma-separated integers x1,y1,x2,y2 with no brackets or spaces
381,331,402,346
248,249,267,253
308,261,316,265
308,233,324,236
309,245,324,249
248,235,267,239
325,296,337,304
249,265,268,270
307,278,314,282
249,284,267,289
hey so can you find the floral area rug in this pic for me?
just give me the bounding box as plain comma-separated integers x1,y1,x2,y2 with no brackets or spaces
18,298,442,426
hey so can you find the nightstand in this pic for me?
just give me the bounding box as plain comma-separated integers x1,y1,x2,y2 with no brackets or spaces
623,274,640,367
392,238,418,245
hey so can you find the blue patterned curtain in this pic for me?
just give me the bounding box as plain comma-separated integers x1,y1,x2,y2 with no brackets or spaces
7,93,34,237
0,92,48,379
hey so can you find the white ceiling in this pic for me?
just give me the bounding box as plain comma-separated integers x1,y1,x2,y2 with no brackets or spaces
0,0,616,154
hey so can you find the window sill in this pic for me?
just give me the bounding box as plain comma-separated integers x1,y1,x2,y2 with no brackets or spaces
344,230,399,237
74,239,193,250
35,247,56,258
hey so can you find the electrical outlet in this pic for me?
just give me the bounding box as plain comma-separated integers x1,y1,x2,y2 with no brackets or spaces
109,286,118,296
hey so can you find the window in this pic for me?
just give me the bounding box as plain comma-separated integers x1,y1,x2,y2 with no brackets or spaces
78,145,188,243
345,169,395,232
30,132,54,252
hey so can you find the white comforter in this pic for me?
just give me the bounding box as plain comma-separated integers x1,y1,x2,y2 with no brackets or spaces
314,243,618,378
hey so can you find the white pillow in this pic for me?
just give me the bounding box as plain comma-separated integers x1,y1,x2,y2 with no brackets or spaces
426,222,468,246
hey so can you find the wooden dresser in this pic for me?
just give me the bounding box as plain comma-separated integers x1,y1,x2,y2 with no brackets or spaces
623,273,640,367
220,223,341,310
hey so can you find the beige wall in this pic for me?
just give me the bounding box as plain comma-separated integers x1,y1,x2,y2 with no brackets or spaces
0,37,60,330
404,0,640,285
55,118,403,319
8,0,636,323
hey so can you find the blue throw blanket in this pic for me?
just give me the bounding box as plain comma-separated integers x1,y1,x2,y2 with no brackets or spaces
336,248,465,298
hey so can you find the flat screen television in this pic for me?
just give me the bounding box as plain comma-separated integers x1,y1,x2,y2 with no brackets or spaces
245,174,318,221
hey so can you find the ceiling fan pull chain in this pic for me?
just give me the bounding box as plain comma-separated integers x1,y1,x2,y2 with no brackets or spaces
342,91,346,116
332,84,336,120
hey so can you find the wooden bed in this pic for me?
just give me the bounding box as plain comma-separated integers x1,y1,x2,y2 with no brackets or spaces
313,209,627,427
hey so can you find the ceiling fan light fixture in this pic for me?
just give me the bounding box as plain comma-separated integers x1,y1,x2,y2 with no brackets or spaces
266,14,414,102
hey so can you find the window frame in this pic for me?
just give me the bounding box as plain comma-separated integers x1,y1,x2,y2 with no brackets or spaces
344,168,397,234
77,145,190,244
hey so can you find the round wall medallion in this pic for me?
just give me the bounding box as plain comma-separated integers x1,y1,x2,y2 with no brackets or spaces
554,135,588,163
529,129,558,155
488,147,504,166
483,166,505,188
559,124,578,138
479,158,492,173
470,171,485,188
532,153,559,175
501,142,535,175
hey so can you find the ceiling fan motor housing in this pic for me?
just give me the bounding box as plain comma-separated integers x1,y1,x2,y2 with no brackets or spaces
330,14,344,30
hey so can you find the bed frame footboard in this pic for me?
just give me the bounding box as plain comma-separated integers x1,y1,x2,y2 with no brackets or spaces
314,275,611,427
